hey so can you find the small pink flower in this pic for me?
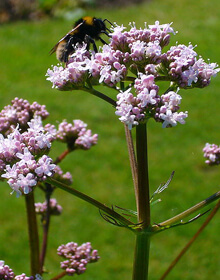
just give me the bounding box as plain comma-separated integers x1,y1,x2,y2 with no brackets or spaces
35,155,56,177
203,143,220,165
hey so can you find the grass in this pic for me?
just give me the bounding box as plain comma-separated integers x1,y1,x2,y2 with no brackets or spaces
0,0,220,279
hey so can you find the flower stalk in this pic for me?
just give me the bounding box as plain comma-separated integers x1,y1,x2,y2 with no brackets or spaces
84,85,116,107
54,149,70,164
39,184,54,273
135,123,150,226
132,123,151,280
46,177,135,229
25,191,40,275
156,190,220,229
124,124,138,199
50,271,67,280
159,199,220,280
132,231,151,280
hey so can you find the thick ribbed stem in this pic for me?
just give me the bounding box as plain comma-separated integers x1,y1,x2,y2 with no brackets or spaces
132,232,151,280
135,123,150,226
132,123,151,280
25,192,40,275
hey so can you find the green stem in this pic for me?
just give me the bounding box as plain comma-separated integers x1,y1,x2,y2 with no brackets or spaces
159,199,220,280
84,86,116,107
135,123,150,226
124,124,138,200
54,149,70,164
46,178,135,229
25,192,40,275
132,123,151,280
156,191,220,229
132,232,151,280
39,184,54,273
50,271,67,280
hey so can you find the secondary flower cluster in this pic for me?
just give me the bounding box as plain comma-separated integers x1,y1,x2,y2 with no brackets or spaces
160,44,219,88
57,242,99,276
115,74,188,128
0,118,56,196
56,120,98,150
47,21,219,129
52,165,73,185
0,98,98,196
203,143,220,165
0,261,42,280
0,98,49,135
35,198,63,215
0,260,14,280
15,275,42,280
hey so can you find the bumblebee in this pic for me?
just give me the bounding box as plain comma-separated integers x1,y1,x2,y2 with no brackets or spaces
50,16,112,63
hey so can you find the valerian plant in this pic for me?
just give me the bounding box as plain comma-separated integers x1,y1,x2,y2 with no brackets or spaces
46,20,220,279
0,98,99,278
1,20,220,280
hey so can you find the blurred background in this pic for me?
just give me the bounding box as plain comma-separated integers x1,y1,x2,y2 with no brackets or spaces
0,0,145,23
0,0,219,279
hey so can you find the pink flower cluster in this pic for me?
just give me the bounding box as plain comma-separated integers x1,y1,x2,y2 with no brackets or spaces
203,143,220,165
47,21,219,130
0,98,98,195
0,261,41,280
15,274,42,280
46,44,92,90
56,120,98,150
0,260,14,280
53,165,73,185
46,21,175,90
161,44,219,88
35,198,63,215
0,118,56,196
115,75,187,129
57,242,99,276
0,98,49,135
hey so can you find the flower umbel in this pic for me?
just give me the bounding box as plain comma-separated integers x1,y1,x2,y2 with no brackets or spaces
35,198,63,216
47,21,219,130
57,242,100,276
0,98,49,135
0,260,15,280
56,120,98,151
0,99,98,195
0,261,43,280
0,116,56,196
203,143,220,165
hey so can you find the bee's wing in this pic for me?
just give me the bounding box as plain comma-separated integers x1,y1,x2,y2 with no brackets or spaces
50,22,84,54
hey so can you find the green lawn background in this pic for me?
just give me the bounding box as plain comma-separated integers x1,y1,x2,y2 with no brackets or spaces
0,0,219,279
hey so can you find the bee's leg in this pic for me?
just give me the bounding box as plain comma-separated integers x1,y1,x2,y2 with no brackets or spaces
103,18,114,27
64,37,83,62
83,34,91,51
84,35,98,52
101,30,111,37
98,36,108,45
91,40,98,52
64,37,74,62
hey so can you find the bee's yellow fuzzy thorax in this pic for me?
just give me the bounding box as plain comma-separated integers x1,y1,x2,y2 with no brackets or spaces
82,16,94,26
